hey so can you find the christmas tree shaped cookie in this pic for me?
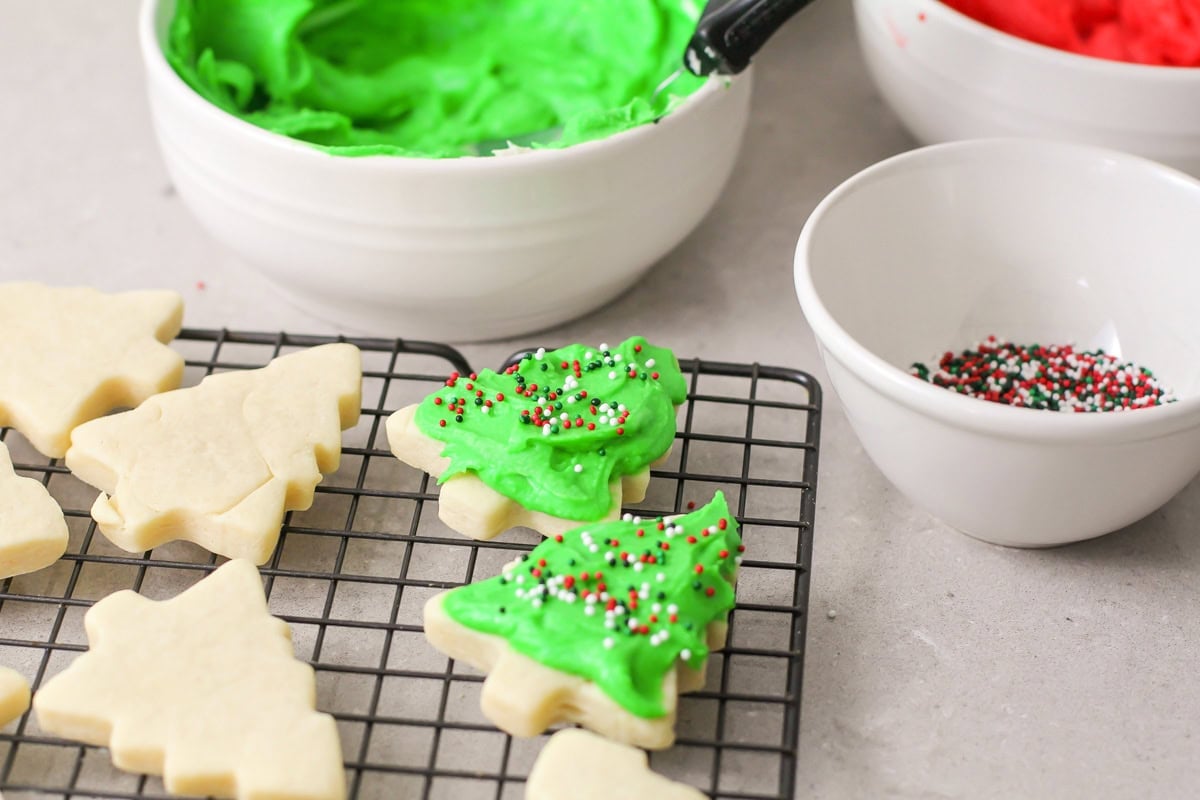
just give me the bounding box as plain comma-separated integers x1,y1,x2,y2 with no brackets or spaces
66,344,361,564
0,667,30,727
388,337,686,540
33,559,345,800
0,442,68,579
527,728,705,800
423,493,742,748
0,282,184,458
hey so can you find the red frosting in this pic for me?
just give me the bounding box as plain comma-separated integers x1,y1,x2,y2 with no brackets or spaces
942,0,1200,66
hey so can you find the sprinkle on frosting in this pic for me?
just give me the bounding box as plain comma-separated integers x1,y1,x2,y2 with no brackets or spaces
442,492,742,718
414,337,687,520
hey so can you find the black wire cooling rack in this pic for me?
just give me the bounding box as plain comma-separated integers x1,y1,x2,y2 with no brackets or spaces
0,329,821,800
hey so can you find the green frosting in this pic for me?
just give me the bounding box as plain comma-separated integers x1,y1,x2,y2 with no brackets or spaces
415,337,687,521
443,492,742,718
164,0,709,158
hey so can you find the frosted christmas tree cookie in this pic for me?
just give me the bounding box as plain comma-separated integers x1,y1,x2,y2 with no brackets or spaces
33,559,345,800
0,442,68,579
388,336,686,540
0,667,30,727
423,493,742,748
0,283,184,458
527,728,705,800
66,344,362,564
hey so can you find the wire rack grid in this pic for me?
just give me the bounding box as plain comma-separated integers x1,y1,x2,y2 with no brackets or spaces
0,329,821,800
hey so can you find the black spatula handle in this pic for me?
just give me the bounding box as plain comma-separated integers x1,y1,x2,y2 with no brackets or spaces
685,0,819,76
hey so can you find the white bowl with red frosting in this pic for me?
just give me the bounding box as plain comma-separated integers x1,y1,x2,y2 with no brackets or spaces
795,138,1200,547
853,0,1200,175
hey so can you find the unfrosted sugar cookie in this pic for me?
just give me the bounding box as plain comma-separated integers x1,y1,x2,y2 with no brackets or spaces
0,442,68,579
33,559,345,800
0,667,30,727
0,283,184,458
66,344,362,564
527,728,705,800
388,337,686,540
423,493,742,749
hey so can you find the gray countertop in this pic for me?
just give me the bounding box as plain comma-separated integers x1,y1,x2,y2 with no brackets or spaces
4,2,1199,798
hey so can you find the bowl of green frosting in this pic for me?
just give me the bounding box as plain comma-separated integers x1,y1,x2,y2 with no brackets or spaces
141,0,753,339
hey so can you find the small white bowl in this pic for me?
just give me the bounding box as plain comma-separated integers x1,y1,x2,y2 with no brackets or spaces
795,138,1200,547
139,0,752,341
853,0,1200,176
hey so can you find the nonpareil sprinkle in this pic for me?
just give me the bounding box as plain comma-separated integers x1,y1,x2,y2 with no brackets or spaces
910,336,1175,412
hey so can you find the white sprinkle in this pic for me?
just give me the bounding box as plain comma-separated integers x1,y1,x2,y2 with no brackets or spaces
585,605,596,616
600,342,609,351
608,371,617,379
535,348,545,359
681,649,692,661
652,603,663,614
585,351,593,359
622,513,634,522
604,637,615,649
656,572,666,582
646,358,656,367
634,562,644,572
827,609,837,619
480,406,489,414
574,464,584,473
560,412,569,421
589,544,599,553
614,353,623,362
532,599,543,608
668,604,678,614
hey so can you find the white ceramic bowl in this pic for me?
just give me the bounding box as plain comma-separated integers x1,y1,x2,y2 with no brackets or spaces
139,0,752,341
853,0,1200,176
795,139,1200,547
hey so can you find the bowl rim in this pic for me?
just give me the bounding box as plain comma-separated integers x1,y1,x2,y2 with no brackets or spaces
856,0,1200,81
138,0,744,170
794,137,1200,444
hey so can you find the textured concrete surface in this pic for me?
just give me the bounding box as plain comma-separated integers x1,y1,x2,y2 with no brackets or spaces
3,1,1199,798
